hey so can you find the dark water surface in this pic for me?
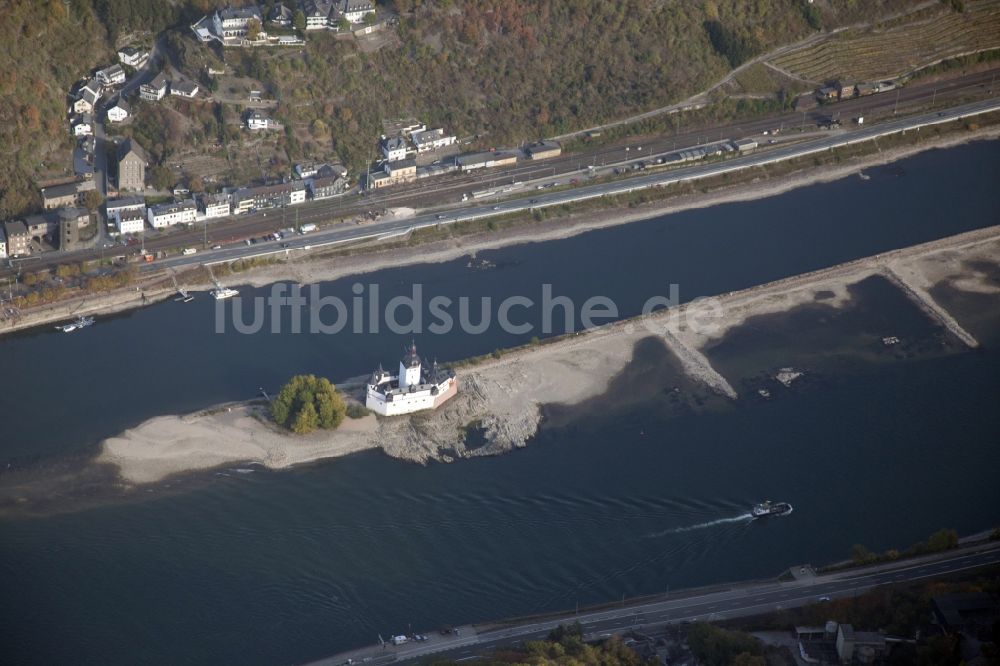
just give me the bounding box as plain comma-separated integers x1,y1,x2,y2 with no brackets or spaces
1,141,999,664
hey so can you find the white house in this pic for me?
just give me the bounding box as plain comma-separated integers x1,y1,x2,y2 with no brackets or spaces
170,80,199,98
303,0,334,29
106,99,131,123
140,73,169,101
199,193,231,220
117,46,149,69
294,163,319,179
212,5,263,38
246,110,275,130
116,209,146,234
365,344,458,416
411,128,456,153
72,115,93,136
147,200,197,228
380,136,409,162
338,0,375,23
288,182,307,205
96,64,126,88
0,234,7,260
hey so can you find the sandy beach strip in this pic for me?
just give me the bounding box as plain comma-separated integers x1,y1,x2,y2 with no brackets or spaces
99,404,379,485
96,224,1000,486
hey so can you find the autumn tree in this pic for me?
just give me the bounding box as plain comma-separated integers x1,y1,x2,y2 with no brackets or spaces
271,374,346,434
246,18,262,41
81,189,104,211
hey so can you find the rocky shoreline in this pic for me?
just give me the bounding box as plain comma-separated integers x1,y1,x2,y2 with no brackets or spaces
96,224,1000,486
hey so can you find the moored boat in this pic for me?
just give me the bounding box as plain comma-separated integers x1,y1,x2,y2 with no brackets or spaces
55,315,95,333
210,287,239,300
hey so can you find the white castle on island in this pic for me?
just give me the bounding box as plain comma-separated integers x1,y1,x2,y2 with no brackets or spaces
365,343,458,416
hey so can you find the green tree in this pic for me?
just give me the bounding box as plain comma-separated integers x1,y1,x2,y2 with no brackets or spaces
149,165,173,190
271,374,346,433
687,623,762,666
292,400,319,434
292,9,306,32
924,528,959,553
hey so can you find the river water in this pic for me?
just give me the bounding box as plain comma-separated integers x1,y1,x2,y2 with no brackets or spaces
1,141,999,664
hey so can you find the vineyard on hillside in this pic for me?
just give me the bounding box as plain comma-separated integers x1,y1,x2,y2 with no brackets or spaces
770,0,1000,84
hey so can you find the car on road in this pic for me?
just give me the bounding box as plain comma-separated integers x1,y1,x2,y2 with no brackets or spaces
492,205,500,210
281,243,290,248
436,214,446,219
529,199,538,204
211,244,222,250
818,596,831,602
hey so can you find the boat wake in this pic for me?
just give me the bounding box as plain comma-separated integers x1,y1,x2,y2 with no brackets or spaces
644,513,753,538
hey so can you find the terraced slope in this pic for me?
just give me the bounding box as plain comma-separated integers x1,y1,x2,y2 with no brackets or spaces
771,0,1000,83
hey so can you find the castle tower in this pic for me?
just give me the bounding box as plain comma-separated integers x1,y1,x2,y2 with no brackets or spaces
399,342,422,388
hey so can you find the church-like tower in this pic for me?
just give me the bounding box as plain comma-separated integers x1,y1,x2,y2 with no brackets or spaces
399,342,422,388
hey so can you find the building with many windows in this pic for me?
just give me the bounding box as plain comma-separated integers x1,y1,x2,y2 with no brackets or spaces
213,5,263,38
140,73,169,101
2,221,30,257
337,0,375,24
117,139,149,192
199,193,232,220
411,128,456,153
96,64,126,88
147,200,197,228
